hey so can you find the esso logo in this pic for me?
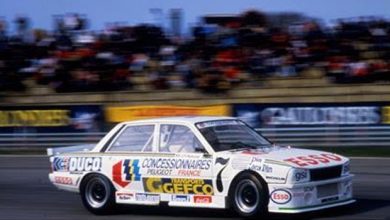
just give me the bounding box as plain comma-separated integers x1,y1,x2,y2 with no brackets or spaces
284,154,342,167
271,189,291,204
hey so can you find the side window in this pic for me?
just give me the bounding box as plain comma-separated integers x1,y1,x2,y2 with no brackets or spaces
109,125,154,152
159,124,205,153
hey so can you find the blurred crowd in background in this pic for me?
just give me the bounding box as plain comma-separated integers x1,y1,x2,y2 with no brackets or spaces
0,10,390,93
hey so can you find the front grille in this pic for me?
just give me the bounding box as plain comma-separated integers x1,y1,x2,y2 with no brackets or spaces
310,165,342,181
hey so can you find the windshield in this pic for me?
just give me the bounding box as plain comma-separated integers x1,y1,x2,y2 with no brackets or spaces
196,120,271,152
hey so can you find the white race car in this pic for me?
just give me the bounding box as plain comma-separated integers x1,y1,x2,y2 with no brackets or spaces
48,116,354,217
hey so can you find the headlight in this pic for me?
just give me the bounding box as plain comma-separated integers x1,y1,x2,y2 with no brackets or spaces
342,161,350,176
289,168,310,183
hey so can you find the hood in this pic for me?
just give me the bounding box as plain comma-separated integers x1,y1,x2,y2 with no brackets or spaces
218,146,348,169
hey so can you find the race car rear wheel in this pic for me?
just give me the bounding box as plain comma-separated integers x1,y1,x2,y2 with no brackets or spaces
229,173,268,218
80,174,116,215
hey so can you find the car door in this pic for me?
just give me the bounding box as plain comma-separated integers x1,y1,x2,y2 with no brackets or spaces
105,123,157,195
141,123,214,199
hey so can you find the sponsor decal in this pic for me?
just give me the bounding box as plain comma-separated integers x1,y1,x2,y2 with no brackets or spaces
321,196,339,203
171,195,190,202
143,178,214,195
176,153,203,158
53,157,70,171
112,159,141,187
106,105,230,122
248,157,263,172
135,193,160,202
259,106,380,125
249,163,262,171
177,170,201,177
284,154,342,167
53,157,101,172
234,104,385,127
147,169,173,176
215,157,229,166
194,195,212,203
261,164,273,173
54,176,73,185
383,106,390,124
271,189,292,204
68,157,101,172
142,158,211,177
295,171,308,181
142,158,211,170
251,157,262,163
266,176,286,181
116,192,134,201
216,166,228,193
0,110,70,127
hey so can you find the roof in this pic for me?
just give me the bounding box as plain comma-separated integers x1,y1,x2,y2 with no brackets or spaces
120,116,236,125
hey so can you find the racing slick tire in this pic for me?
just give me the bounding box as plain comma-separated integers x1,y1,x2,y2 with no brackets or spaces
80,174,116,215
229,172,268,218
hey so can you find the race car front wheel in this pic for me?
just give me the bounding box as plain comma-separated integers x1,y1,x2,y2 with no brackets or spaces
80,174,116,215
230,173,268,218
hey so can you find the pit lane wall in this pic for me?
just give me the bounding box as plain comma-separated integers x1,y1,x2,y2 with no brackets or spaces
1,103,390,148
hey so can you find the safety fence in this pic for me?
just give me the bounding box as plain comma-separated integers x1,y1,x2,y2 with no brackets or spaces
0,132,104,148
1,126,390,149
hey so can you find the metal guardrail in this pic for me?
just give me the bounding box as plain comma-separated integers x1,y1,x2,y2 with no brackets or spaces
0,132,105,148
0,126,390,148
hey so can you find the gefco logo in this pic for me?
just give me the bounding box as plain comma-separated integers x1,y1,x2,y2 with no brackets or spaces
143,178,213,195
271,189,291,204
284,154,342,167
112,159,141,187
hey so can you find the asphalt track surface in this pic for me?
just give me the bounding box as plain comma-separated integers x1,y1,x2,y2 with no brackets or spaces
0,156,389,220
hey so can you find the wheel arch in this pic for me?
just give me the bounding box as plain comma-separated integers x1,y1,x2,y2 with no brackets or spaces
226,169,269,208
78,172,114,192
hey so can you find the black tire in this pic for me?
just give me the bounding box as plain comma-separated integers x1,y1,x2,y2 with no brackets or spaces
80,174,116,215
229,173,268,218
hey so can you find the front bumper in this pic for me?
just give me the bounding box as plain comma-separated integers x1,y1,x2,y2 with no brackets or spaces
268,174,354,213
